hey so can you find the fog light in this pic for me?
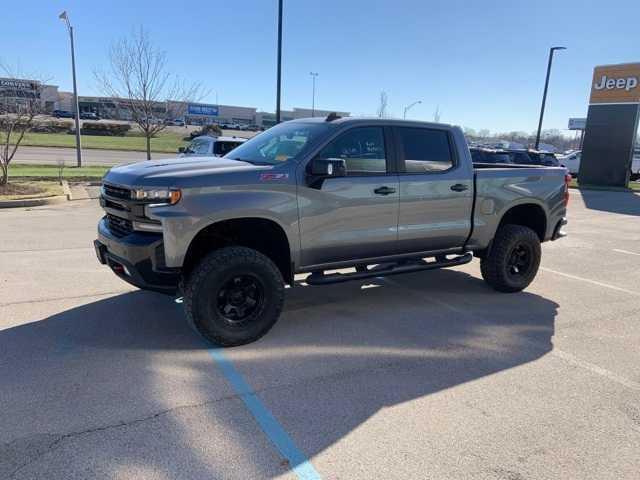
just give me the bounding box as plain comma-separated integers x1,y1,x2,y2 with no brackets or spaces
133,221,163,232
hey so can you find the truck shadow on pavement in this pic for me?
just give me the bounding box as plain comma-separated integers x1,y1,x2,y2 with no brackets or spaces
1,268,558,479
577,188,640,215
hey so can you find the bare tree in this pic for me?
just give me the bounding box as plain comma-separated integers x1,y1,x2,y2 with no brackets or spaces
0,63,44,186
377,91,388,118
95,27,202,160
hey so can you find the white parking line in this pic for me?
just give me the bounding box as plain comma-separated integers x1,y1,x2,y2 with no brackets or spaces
613,248,640,257
540,267,640,297
385,278,640,392
552,349,640,391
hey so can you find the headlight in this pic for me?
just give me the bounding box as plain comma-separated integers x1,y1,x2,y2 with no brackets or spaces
131,188,182,205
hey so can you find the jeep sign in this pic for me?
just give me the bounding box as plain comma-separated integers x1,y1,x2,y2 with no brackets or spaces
589,63,640,104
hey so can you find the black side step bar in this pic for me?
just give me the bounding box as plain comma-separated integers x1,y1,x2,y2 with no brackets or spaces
305,253,473,286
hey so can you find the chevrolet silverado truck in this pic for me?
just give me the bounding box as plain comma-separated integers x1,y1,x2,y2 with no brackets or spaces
95,116,569,346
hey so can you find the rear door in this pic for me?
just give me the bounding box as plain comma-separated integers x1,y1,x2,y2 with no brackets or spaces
395,127,473,252
298,126,400,267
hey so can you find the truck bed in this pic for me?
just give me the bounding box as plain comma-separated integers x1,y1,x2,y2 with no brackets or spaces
466,165,568,252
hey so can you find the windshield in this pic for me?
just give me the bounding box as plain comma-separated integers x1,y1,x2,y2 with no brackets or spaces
224,122,330,165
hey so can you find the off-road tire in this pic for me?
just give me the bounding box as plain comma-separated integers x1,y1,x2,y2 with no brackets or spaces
184,246,285,346
480,224,541,293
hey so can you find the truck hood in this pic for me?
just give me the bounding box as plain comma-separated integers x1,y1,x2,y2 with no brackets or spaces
103,156,268,187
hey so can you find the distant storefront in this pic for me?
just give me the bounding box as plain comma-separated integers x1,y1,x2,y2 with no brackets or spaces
0,78,58,113
1,77,349,127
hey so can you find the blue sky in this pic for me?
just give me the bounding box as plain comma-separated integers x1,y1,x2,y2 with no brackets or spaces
2,0,639,134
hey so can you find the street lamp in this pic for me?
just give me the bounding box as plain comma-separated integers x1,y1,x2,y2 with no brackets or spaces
403,100,422,119
275,0,283,123
535,46,566,150
59,11,82,167
309,72,318,117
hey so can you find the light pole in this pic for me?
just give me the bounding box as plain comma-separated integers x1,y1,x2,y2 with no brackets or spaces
403,100,422,119
59,11,82,167
309,72,318,117
275,0,283,123
535,46,566,150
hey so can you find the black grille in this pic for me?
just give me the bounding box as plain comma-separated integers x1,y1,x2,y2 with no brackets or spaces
106,214,133,238
103,183,131,200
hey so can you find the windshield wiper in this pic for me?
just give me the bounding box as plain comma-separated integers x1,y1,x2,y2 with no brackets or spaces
231,158,273,166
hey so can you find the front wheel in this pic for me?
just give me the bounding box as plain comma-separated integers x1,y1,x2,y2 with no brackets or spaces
480,224,541,293
184,247,285,346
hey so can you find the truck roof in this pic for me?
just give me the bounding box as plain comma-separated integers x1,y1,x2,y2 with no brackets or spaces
292,115,456,130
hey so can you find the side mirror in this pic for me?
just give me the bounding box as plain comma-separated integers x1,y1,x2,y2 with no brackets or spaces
309,158,346,177
178,147,185,153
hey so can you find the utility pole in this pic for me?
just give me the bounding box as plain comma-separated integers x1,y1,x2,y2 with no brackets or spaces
535,46,566,150
275,0,283,123
403,100,422,119
59,11,82,167
310,72,318,117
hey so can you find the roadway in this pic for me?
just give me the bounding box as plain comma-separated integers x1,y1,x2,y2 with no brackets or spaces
12,146,174,166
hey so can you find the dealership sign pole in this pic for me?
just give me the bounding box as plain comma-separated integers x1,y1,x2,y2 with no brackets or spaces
59,11,82,167
535,46,566,150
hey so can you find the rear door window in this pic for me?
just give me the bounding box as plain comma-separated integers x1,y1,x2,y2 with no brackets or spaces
396,127,453,173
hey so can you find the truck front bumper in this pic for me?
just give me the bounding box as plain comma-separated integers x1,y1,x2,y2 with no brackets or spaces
95,216,180,295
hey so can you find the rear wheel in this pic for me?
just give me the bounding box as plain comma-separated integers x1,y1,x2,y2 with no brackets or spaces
184,246,284,346
480,224,541,293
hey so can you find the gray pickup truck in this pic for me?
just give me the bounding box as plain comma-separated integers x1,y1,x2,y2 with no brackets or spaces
95,116,569,346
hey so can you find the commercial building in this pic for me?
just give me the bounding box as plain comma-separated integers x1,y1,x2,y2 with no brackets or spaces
0,78,59,112
0,77,350,127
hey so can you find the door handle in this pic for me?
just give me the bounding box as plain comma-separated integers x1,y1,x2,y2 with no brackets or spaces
374,186,396,195
450,183,469,192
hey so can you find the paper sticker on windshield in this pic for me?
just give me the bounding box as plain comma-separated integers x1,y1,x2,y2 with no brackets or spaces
275,154,289,162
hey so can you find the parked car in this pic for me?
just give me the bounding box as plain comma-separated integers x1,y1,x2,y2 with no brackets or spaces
501,149,559,167
164,118,185,126
95,116,569,346
469,146,513,164
178,135,247,157
80,112,100,120
558,151,581,175
558,149,640,179
52,110,74,119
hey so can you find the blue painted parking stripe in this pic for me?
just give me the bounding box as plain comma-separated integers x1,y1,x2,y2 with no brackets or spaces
208,348,322,480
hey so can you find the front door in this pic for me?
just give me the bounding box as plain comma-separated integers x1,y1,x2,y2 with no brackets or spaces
298,126,400,267
394,126,473,252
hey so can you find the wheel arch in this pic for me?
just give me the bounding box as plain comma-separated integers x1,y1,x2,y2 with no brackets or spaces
497,202,548,242
182,217,294,284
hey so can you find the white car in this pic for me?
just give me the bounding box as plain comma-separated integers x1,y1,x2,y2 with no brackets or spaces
178,135,247,157
558,151,581,175
559,149,640,179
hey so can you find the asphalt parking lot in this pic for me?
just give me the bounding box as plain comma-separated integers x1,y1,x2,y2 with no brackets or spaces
1,190,640,479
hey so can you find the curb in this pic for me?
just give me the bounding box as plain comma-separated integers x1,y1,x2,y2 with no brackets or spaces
61,180,73,200
568,185,637,193
0,195,68,209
